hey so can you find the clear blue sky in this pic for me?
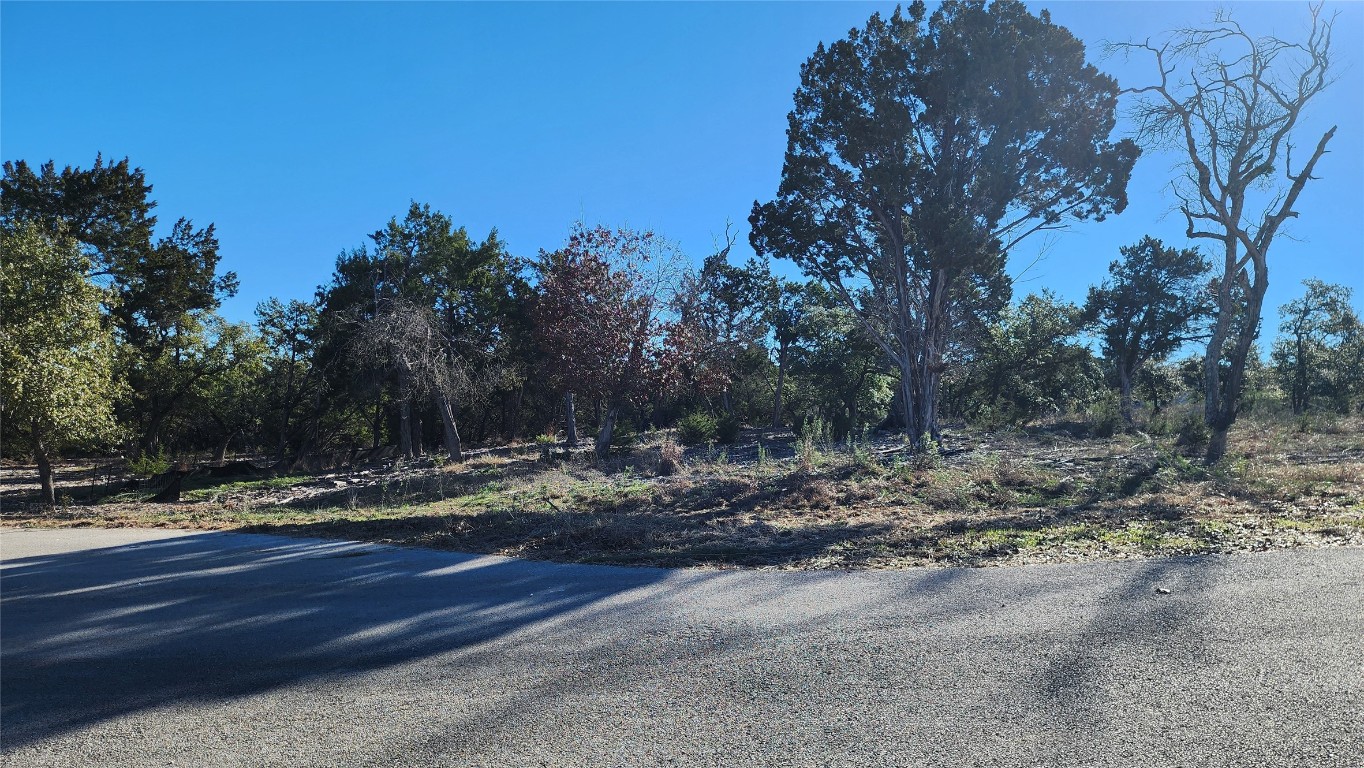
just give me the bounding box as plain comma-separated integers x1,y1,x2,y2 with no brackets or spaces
4,1,1361,330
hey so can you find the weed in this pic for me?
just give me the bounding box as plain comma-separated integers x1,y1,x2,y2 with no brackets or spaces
909,434,943,471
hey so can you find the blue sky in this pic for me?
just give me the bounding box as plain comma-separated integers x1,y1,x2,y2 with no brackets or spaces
3,1,1361,331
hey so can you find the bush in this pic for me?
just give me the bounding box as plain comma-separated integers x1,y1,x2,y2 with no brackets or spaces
676,412,718,446
611,421,639,450
534,433,559,463
1174,412,1209,451
716,413,742,445
128,448,171,478
1084,393,1124,438
795,413,832,445
657,440,683,476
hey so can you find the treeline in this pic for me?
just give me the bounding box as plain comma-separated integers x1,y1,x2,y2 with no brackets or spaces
3,1,1357,506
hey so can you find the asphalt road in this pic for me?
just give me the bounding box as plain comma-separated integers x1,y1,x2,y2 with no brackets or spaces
1,528,1360,767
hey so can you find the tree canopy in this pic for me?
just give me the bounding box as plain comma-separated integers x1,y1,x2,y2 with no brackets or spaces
1,222,120,503
751,0,1138,446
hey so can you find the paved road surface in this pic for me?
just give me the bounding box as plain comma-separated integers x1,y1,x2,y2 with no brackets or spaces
2,528,1360,767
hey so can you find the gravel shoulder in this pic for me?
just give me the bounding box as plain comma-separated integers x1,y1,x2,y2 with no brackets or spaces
2,527,1361,767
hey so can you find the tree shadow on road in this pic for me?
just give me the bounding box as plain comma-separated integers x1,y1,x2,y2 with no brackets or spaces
0,531,675,750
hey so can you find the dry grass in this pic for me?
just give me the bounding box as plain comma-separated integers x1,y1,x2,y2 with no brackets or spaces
5,416,1361,569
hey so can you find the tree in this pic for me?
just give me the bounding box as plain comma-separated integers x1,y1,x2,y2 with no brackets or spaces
784,285,896,440
533,225,687,458
187,331,269,464
1,156,155,277
256,298,321,462
1,223,119,504
315,203,523,458
113,220,241,455
1083,236,1212,427
2,156,242,456
673,227,776,414
1121,4,1337,461
1272,280,1362,415
946,292,1100,426
751,0,1137,447
766,280,811,429
350,299,482,461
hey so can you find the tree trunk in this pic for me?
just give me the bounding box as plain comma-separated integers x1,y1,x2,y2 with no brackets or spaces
1203,257,1266,465
510,386,525,440
213,431,237,466
398,396,414,460
371,388,384,449
1206,427,1229,465
916,267,950,445
433,390,463,462
897,365,919,446
1117,365,1136,428
595,401,621,459
564,392,579,446
771,340,789,429
35,433,56,507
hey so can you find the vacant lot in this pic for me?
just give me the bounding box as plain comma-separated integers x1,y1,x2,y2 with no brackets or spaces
4,415,1362,569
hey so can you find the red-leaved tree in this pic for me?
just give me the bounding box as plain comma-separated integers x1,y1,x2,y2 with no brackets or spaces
533,224,688,457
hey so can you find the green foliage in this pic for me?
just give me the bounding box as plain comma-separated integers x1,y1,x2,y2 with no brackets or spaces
1083,236,1212,423
0,223,120,455
610,420,639,450
794,413,832,445
784,286,895,441
912,433,944,470
715,413,742,445
128,448,171,478
947,292,1101,426
1083,392,1124,438
1174,412,1210,452
751,0,1138,440
676,412,718,446
534,433,560,464
1,156,154,275
1271,280,1363,415
795,414,831,469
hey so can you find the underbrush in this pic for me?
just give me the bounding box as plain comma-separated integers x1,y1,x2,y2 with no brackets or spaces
6,414,1361,569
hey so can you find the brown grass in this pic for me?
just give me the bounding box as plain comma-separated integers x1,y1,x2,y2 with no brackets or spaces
4,416,1361,569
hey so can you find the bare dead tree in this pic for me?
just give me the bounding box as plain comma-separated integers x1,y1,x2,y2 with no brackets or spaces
351,299,478,462
1117,4,1337,463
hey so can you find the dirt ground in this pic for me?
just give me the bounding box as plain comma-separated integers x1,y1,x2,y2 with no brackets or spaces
4,414,1362,569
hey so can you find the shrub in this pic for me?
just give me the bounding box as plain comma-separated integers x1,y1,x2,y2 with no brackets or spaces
128,448,171,478
676,412,717,446
910,433,943,471
1085,394,1124,438
795,414,831,445
1174,413,1209,451
657,440,683,476
535,433,558,463
611,420,639,450
715,413,742,444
